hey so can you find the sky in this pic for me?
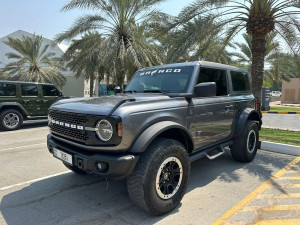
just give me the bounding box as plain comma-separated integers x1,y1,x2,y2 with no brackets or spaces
0,0,195,42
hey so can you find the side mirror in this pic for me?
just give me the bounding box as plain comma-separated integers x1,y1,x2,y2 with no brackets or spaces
114,86,121,95
194,82,216,98
59,92,63,97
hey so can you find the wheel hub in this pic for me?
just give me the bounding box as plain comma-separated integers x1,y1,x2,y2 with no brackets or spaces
247,130,257,153
3,113,19,128
156,157,183,200
163,173,169,180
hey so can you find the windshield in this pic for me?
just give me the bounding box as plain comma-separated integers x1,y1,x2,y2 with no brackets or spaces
125,66,194,94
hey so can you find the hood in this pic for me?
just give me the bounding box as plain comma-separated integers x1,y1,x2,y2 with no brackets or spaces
51,94,171,116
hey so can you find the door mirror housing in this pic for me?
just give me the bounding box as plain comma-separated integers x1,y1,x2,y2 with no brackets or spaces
194,82,216,98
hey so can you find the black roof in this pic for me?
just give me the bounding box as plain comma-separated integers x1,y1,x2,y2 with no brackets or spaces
0,80,55,85
138,61,248,73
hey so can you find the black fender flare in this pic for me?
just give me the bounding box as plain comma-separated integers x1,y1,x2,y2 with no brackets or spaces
0,103,29,116
233,108,262,137
129,121,194,153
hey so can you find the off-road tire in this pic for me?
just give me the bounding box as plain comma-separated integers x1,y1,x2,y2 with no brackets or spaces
0,109,23,131
63,162,87,175
231,120,259,162
127,138,190,216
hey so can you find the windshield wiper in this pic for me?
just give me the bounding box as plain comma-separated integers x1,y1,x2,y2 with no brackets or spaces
143,90,166,94
123,90,138,93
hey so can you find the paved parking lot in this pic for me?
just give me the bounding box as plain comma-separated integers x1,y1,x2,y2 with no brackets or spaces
214,157,300,224
0,123,298,225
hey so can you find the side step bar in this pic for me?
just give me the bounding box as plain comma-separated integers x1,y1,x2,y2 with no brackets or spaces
189,141,233,162
27,116,48,120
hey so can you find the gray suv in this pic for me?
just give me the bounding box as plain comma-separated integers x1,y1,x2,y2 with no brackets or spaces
47,61,262,215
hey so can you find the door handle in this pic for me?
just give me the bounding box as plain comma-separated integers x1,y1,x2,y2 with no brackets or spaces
23,100,29,103
42,100,49,103
225,105,234,109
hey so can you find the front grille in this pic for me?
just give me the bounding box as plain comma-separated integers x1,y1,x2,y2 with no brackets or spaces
49,110,88,125
49,110,89,142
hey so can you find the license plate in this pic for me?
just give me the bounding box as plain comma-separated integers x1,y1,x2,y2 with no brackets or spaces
53,148,73,165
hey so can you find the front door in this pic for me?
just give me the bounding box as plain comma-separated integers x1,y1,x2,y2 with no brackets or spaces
189,67,235,149
40,85,61,115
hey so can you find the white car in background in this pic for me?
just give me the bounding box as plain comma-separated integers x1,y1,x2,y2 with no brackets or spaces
271,91,281,97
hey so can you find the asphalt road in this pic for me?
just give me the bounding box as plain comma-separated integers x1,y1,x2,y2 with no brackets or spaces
0,124,296,225
262,114,300,131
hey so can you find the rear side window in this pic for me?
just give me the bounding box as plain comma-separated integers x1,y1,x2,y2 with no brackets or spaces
197,67,228,96
42,85,60,96
230,71,250,92
21,84,38,96
0,84,16,96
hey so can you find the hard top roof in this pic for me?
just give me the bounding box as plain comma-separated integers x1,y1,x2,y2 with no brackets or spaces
0,80,55,85
138,61,247,72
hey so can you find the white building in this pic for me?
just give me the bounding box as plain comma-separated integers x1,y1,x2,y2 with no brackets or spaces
0,30,84,97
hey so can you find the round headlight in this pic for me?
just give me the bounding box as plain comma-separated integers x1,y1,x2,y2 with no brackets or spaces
96,119,113,141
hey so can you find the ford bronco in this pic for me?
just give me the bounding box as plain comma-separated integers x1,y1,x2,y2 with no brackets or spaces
47,61,262,215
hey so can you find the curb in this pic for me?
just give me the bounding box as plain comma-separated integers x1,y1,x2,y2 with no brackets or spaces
275,104,300,108
261,126,300,132
260,141,300,156
261,111,300,114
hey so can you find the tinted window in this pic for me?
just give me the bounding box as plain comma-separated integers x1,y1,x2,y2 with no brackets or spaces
231,71,250,92
21,84,38,96
0,84,16,96
42,85,60,96
126,66,194,93
197,68,228,96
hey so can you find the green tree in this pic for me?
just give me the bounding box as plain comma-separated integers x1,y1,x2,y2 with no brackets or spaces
150,14,232,64
0,62,6,79
0,35,66,88
63,32,106,97
175,0,300,102
265,53,300,90
56,0,163,88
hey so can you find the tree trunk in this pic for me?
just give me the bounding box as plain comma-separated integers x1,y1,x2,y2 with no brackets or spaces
106,73,110,86
95,72,99,97
89,76,94,97
116,68,125,91
250,34,267,103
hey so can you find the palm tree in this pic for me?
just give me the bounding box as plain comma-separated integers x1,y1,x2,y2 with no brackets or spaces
151,14,233,64
234,32,280,72
0,61,6,79
56,0,163,88
265,53,300,90
174,0,300,102
0,35,66,88
63,32,107,97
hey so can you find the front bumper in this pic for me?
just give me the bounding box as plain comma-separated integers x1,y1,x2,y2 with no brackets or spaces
47,134,139,179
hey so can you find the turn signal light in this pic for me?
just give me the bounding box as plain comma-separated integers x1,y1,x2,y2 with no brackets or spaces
118,123,122,137
254,98,258,110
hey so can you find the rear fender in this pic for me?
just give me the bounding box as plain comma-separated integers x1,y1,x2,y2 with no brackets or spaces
234,108,262,137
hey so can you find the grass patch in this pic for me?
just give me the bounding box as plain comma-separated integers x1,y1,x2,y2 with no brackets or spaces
270,106,300,112
260,128,300,146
